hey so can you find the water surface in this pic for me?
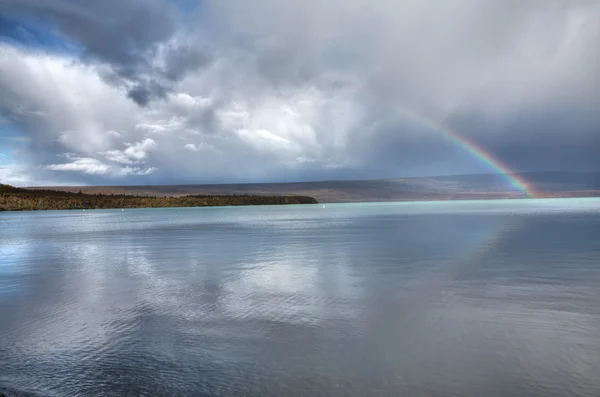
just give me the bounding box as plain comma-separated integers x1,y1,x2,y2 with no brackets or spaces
2,199,600,396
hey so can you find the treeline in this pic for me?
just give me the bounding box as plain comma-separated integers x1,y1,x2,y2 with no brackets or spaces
0,184,317,211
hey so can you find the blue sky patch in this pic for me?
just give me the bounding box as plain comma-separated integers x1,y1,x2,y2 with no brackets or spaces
0,11,82,54
0,122,26,165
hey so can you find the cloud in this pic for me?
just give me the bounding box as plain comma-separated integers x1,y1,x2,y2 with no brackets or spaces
237,129,298,152
184,142,221,154
184,143,200,152
118,166,157,176
46,156,110,175
209,0,600,114
1,0,211,105
107,130,122,138
0,164,32,185
0,0,599,186
103,138,157,164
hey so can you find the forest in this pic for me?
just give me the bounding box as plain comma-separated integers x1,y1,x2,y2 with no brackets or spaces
0,184,318,211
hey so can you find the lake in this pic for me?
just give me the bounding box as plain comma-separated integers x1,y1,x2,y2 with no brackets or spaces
1,199,600,397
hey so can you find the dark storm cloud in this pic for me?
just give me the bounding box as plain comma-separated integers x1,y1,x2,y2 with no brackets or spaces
1,0,175,61
490,116,600,173
162,43,211,82
443,93,600,173
201,0,600,169
127,84,167,107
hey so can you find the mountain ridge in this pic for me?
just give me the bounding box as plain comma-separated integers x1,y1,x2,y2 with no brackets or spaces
23,171,600,203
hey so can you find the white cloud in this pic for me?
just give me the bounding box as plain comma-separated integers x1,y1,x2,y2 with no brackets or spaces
103,138,157,164
184,142,221,154
184,143,200,152
45,157,111,175
237,128,297,152
134,120,182,134
167,93,213,115
118,166,157,176
0,164,32,186
103,151,131,164
107,130,122,138
0,44,367,184
124,138,157,160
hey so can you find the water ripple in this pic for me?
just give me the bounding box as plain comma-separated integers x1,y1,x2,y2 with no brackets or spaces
2,200,600,396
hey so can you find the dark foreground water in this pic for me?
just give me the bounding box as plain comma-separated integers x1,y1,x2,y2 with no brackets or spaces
1,199,600,397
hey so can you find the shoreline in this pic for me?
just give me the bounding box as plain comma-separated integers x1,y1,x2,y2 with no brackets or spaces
2,195,599,214
0,183,318,212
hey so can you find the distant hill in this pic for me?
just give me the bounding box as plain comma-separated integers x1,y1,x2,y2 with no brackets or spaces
26,172,600,203
0,184,317,211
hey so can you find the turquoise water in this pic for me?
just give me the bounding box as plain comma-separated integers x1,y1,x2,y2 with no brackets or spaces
1,199,600,396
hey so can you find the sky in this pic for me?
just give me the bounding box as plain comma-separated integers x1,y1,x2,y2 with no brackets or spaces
0,0,598,186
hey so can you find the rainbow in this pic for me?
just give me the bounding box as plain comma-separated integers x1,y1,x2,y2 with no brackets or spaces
396,108,536,198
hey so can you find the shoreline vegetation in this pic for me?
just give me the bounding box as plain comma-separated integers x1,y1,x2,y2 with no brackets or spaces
0,184,318,211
